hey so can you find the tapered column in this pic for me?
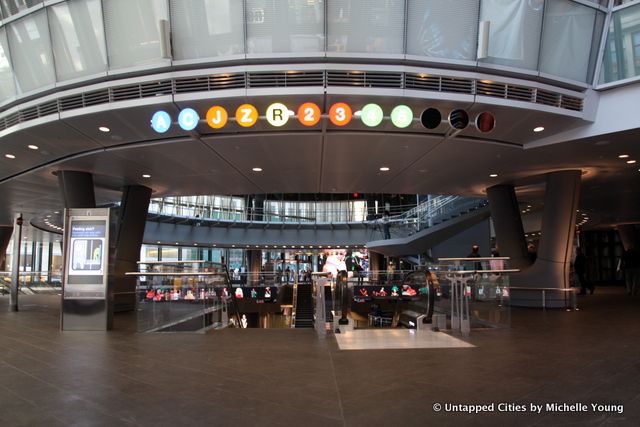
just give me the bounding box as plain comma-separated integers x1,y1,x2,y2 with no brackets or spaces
369,251,383,284
57,171,96,208
111,185,152,312
9,216,22,311
248,250,262,285
0,225,12,271
617,225,639,250
487,185,530,269
511,171,582,307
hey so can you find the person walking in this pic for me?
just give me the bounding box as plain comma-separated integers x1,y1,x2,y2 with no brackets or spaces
621,245,640,296
574,247,594,295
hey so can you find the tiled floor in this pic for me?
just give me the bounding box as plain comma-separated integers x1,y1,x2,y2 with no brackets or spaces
334,329,475,350
1,286,639,426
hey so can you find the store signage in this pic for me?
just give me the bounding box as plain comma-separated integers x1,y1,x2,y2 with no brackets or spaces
150,104,494,134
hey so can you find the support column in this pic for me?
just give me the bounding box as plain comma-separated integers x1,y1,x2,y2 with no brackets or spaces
617,224,639,250
9,215,23,311
486,185,530,269
57,170,96,208
248,249,262,285
111,185,152,312
0,225,12,271
369,251,384,284
510,170,582,307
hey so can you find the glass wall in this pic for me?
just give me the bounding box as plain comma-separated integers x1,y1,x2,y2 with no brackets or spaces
327,0,405,54
102,0,169,70
540,0,604,83
601,2,640,83
264,199,368,222
406,0,479,61
170,0,244,60
0,28,16,103
0,0,618,101
246,0,324,54
478,0,544,71
149,195,246,220
7,9,56,93
1,0,41,19
48,0,108,82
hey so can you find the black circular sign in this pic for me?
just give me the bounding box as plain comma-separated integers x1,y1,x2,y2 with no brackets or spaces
420,108,442,129
476,112,496,133
448,109,469,130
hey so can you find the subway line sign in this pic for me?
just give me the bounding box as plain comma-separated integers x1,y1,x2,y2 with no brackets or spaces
150,102,495,133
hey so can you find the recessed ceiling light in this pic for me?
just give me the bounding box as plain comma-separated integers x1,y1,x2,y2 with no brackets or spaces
533,126,545,132
489,173,498,178
28,145,38,150
627,160,636,164
175,242,179,245
619,154,629,158
5,154,15,159
54,211,59,214
142,174,151,178
99,126,110,133
252,167,263,172
194,243,198,246
156,241,161,244
379,167,390,172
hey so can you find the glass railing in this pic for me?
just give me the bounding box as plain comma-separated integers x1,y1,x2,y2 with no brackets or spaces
0,271,62,294
435,258,516,333
148,196,419,224
385,196,488,239
131,261,299,331
334,260,515,334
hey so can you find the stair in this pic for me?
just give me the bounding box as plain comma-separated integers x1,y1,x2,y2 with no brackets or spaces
294,284,314,328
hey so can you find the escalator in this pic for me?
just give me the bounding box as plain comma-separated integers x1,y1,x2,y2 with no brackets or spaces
294,283,314,328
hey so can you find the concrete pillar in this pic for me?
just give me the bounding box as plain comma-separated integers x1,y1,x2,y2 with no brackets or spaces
9,215,23,311
487,185,530,269
0,225,12,271
111,185,152,312
57,170,96,208
511,170,582,307
248,249,262,285
369,251,383,284
617,224,639,250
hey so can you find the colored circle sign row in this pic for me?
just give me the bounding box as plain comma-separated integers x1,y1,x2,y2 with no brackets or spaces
150,103,495,133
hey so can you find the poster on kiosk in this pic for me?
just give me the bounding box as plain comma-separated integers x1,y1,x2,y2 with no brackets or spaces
61,208,111,331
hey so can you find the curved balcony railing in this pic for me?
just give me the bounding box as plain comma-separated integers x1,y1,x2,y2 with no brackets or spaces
0,0,611,115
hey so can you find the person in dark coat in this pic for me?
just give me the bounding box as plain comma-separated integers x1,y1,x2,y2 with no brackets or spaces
574,247,593,295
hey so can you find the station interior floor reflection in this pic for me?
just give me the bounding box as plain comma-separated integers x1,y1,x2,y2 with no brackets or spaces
0,286,638,427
